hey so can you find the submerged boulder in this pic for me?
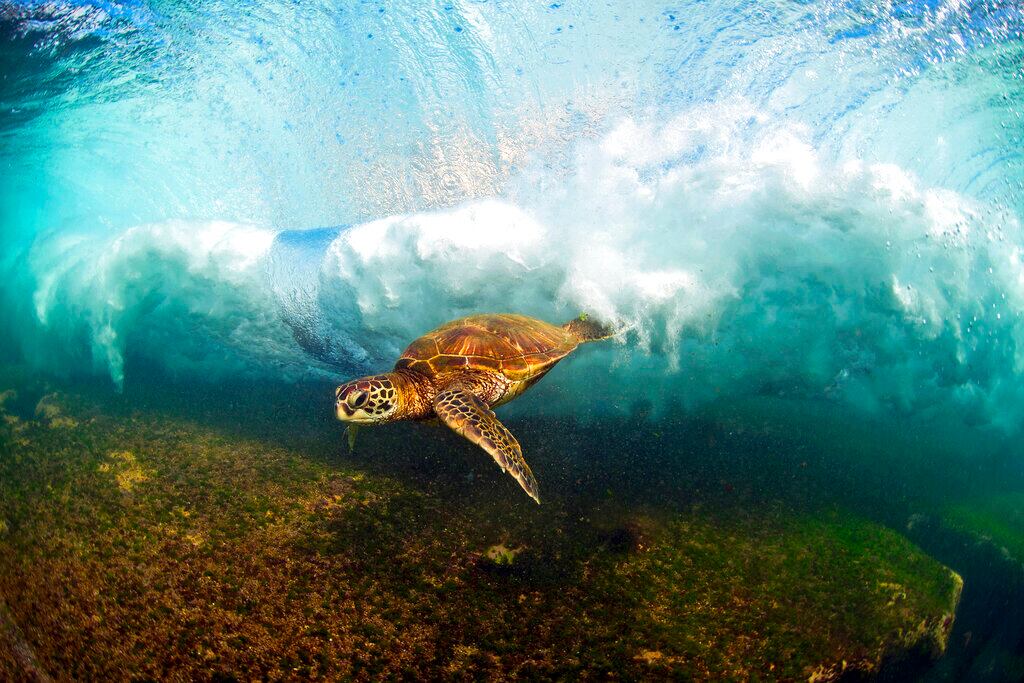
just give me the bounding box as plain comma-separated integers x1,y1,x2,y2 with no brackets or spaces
940,494,1024,570
579,506,961,680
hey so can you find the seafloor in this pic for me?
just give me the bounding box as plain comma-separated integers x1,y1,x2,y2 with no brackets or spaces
0,367,1020,680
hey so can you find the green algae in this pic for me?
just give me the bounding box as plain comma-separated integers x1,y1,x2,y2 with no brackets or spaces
483,543,526,566
0,378,962,680
578,504,961,680
942,493,1024,566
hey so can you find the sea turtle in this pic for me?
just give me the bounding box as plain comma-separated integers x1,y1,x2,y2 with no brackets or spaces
334,313,614,504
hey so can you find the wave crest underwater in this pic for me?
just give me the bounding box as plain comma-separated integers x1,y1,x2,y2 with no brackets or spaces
2,0,1024,435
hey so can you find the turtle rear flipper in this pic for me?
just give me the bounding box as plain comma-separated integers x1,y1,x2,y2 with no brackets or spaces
433,386,540,504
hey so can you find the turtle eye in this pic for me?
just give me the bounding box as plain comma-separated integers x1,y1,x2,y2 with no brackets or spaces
348,390,368,408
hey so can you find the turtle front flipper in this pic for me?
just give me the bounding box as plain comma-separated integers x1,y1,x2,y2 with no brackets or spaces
433,386,540,504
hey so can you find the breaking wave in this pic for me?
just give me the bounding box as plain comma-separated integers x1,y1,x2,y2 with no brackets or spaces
2,0,1024,433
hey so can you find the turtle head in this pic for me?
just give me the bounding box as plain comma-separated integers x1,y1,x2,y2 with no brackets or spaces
335,374,400,424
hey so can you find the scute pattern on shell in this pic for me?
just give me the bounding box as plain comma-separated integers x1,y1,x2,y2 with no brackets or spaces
394,314,577,381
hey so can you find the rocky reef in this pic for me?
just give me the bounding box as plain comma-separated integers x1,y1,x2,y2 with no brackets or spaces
0,374,964,679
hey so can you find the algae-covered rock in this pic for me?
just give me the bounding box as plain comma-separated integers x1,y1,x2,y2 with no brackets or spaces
0,390,15,411
583,507,961,680
0,378,963,680
33,393,78,429
942,494,1024,568
98,450,150,493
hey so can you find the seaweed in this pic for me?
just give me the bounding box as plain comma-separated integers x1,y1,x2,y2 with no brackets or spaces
0,374,962,680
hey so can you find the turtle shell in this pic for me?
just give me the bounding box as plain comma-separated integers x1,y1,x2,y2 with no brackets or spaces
394,314,578,381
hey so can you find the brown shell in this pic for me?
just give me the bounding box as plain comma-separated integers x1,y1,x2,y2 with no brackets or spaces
394,314,578,381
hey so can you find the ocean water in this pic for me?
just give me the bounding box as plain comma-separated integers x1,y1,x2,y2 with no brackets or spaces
2,0,1024,679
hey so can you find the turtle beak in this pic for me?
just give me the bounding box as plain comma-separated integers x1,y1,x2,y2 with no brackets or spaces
337,401,354,420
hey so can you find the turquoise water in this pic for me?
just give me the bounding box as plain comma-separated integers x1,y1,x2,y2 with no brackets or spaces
2,0,1024,678
3,0,1024,427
